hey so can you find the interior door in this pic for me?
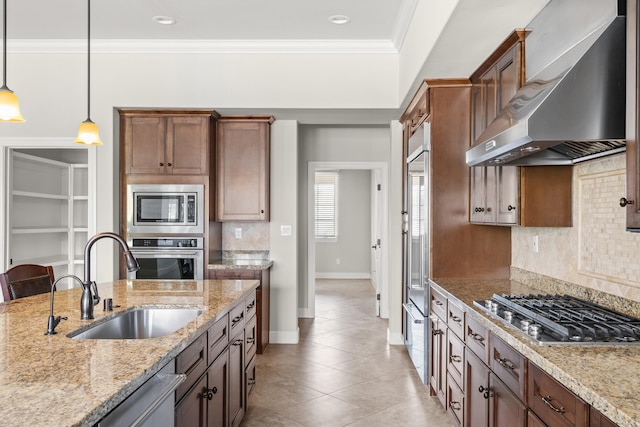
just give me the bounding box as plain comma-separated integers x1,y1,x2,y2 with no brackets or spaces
371,168,383,315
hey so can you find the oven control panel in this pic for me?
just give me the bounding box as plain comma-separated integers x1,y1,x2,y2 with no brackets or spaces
130,237,203,249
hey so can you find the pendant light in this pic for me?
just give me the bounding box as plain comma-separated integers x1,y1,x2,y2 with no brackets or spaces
0,0,24,122
74,0,102,146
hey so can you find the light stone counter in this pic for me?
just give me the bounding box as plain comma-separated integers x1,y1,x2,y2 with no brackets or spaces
432,278,640,427
0,279,259,427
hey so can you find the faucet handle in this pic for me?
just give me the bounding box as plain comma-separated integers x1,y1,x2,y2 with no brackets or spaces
90,281,101,306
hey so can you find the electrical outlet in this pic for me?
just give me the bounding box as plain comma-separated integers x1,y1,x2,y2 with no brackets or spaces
281,225,292,236
532,235,539,253
235,228,242,239
336,258,341,265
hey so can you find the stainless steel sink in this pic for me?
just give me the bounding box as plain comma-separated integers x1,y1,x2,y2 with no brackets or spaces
67,307,202,339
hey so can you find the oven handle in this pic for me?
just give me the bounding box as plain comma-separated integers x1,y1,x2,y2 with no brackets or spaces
130,251,201,257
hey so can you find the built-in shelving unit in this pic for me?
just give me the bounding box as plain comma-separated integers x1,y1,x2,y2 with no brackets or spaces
7,149,92,288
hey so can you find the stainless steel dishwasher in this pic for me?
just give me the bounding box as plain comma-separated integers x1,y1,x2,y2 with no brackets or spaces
97,362,185,427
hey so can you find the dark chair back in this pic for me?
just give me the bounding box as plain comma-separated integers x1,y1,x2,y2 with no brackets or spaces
0,264,55,301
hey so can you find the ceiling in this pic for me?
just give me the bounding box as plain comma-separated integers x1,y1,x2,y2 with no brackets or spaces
4,0,552,123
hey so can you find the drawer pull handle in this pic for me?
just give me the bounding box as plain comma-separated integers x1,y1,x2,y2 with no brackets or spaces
497,357,515,371
232,339,243,346
449,401,462,411
247,302,255,309
247,337,255,344
232,315,243,324
540,394,566,413
434,301,443,306
449,355,462,363
470,332,485,343
432,329,443,336
450,315,462,323
248,379,256,386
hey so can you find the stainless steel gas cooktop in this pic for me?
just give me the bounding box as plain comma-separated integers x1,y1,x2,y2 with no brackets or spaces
474,294,640,345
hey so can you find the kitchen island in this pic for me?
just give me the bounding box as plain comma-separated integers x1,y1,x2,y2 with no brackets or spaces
0,279,259,427
433,277,640,427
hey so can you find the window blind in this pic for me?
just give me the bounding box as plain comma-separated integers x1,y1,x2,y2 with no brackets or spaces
315,172,338,238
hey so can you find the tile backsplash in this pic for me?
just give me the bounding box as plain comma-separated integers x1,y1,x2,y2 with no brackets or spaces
222,222,270,252
512,153,640,303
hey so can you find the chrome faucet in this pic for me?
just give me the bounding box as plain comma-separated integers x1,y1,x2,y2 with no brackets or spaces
81,232,140,320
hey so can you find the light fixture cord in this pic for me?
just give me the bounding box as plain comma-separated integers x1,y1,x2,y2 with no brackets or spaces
3,0,7,88
86,0,91,120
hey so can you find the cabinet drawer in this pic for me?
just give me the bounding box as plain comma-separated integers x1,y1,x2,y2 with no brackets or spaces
490,333,527,401
175,333,207,402
447,332,465,389
431,287,447,320
466,315,489,364
447,373,464,427
528,363,588,427
229,302,245,338
245,314,257,364
447,300,465,339
245,290,257,320
208,314,228,364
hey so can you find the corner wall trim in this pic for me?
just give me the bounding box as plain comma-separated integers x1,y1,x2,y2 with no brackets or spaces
269,328,300,344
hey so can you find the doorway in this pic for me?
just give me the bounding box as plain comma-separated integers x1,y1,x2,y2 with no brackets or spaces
306,161,389,319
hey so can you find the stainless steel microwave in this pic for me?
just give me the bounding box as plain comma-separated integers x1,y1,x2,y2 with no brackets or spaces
126,184,204,235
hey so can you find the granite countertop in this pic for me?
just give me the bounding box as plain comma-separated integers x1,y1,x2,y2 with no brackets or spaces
0,279,259,427
208,259,273,270
432,278,640,427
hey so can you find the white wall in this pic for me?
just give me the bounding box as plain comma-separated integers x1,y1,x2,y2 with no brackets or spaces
315,170,371,278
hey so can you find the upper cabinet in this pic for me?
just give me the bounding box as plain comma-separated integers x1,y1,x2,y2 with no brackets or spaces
121,110,216,176
469,30,572,227
625,0,640,230
215,116,273,222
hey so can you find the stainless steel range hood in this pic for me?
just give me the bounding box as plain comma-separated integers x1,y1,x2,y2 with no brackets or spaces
466,15,626,167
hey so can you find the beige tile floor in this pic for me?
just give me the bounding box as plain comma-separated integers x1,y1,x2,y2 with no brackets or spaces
241,279,451,426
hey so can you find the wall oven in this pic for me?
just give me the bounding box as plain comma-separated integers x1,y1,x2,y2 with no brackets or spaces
128,237,204,280
127,184,204,235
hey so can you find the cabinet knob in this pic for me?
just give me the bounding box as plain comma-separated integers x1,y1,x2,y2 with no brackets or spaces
478,385,491,399
507,205,516,211
167,162,172,167
159,162,164,166
620,197,634,207
261,209,264,214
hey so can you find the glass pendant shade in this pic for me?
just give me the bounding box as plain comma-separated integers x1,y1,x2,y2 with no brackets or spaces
0,86,24,122
74,119,103,146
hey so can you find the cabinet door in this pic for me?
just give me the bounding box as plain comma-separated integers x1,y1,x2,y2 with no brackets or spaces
471,85,485,144
626,0,640,229
123,116,167,175
484,167,497,223
229,333,245,427
465,351,490,427
470,167,486,223
166,116,209,175
496,48,519,112
175,373,207,427
447,373,465,427
496,166,519,225
216,120,270,221
207,350,229,427
480,67,497,127
429,315,447,407
488,374,526,427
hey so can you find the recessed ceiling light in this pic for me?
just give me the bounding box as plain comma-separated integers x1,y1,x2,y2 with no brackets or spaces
152,16,176,25
329,15,351,25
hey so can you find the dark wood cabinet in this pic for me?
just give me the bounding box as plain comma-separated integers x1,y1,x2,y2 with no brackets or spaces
489,373,527,427
465,350,490,427
175,372,207,426
429,314,447,408
121,111,214,176
528,363,589,427
229,331,245,427
625,0,640,229
590,407,618,427
208,268,270,354
216,117,273,221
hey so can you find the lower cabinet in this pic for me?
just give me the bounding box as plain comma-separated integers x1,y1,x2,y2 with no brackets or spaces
429,314,447,407
465,350,490,427
175,291,257,427
489,373,527,427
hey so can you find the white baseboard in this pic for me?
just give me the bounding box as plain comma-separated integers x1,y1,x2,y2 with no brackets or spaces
315,272,371,280
269,328,300,344
387,328,405,346
298,307,313,318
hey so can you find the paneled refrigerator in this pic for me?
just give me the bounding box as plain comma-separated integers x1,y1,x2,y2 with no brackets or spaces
403,122,430,384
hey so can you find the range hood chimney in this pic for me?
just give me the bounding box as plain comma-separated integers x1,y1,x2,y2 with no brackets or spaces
466,15,626,167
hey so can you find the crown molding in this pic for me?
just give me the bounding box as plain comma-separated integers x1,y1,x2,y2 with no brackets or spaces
10,39,398,54
392,0,419,50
